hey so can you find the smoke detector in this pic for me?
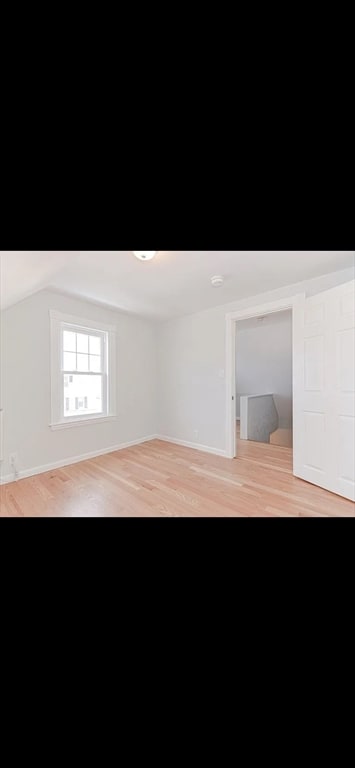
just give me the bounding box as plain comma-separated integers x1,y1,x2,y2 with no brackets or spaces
211,275,224,287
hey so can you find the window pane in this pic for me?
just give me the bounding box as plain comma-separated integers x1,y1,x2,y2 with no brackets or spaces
77,354,89,372
63,331,76,352
63,375,103,417
89,335,101,355
77,333,89,353
63,351,76,371
90,355,101,373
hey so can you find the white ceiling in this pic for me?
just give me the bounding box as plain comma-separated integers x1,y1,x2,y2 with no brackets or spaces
1,251,354,319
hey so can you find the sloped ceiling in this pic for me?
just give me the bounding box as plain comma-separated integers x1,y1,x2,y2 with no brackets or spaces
1,251,354,319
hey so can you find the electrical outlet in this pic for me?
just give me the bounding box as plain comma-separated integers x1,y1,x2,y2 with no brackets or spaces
9,453,19,480
9,452,17,468
193,430,199,440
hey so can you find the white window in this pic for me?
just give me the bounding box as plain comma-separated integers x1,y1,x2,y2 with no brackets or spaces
50,311,116,429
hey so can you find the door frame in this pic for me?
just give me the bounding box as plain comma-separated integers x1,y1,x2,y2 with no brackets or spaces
225,293,305,462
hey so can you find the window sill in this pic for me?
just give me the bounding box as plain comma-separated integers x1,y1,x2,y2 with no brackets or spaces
50,415,117,431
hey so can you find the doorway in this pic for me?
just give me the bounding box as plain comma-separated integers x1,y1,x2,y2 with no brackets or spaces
225,294,304,463
225,283,354,501
235,309,293,450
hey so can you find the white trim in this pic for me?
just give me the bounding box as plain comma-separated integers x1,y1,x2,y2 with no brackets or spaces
49,310,116,334
157,435,226,457
225,293,305,460
0,435,159,485
107,328,117,416
50,310,117,427
225,295,305,324
0,434,226,485
50,415,118,430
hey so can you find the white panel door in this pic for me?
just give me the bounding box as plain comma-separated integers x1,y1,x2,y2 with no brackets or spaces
293,280,355,501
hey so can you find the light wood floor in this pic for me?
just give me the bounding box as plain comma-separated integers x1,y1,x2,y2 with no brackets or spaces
1,438,354,517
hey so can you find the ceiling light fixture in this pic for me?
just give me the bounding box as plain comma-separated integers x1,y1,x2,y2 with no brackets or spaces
133,251,157,261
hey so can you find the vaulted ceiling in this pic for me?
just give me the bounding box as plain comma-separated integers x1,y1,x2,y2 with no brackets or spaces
1,251,354,319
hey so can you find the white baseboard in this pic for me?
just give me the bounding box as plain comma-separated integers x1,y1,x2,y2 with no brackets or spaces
0,435,159,485
156,435,226,457
0,434,227,485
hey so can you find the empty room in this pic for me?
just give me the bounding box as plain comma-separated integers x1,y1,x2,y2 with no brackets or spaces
0,251,354,517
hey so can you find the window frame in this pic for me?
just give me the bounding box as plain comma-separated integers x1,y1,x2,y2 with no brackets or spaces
60,322,107,421
50,310,117,430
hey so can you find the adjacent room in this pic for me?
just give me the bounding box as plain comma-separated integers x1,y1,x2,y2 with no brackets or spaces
236,310,293,448
0,250,354,517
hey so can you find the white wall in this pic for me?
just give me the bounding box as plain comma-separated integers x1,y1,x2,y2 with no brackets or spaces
0,290,158,479
1,266,354,481
157,268,354,453
235,311,292,429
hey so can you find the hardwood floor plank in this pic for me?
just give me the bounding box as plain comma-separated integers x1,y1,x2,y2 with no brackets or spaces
1,439,354,517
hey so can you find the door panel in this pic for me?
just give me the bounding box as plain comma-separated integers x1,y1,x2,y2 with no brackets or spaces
336,329,354,392
294,279,355,501
331,281,355,500
304,412,326,473
304,336,324,390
